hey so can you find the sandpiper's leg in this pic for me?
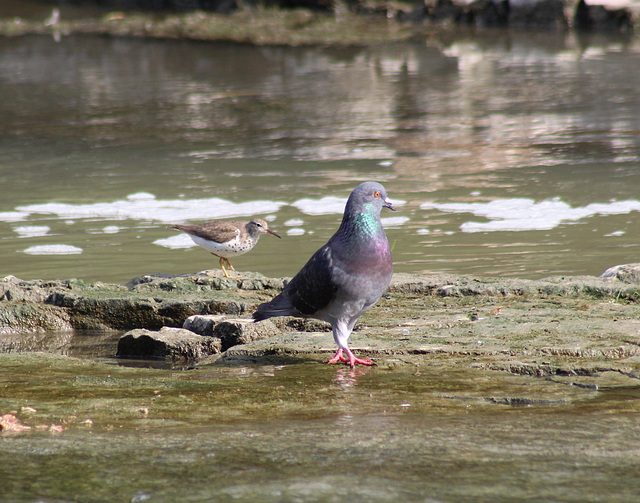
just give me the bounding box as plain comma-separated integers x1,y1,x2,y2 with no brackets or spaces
225,258,236,272
216,256,230,278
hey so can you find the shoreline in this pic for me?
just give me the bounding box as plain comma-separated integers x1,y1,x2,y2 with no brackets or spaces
1,2,638,46
2,267,640,391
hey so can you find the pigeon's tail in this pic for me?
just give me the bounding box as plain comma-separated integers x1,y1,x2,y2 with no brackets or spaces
253,296,298,322
252,307,273,322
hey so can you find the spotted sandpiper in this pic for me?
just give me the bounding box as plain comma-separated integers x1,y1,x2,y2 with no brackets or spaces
170,218,281,278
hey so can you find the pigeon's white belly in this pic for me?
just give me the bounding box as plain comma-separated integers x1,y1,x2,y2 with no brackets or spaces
189,234,254,258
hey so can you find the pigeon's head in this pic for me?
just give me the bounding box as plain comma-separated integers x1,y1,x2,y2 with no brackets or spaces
350,182,395,213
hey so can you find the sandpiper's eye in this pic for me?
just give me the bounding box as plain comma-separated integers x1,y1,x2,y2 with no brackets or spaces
374,191,380,198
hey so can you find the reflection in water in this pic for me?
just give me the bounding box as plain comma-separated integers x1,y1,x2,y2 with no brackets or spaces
332,365,373,391
332,365,377,428
1,34,640,282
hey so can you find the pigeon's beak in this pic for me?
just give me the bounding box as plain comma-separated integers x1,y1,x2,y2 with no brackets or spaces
267,229,282,239
384,198,396,211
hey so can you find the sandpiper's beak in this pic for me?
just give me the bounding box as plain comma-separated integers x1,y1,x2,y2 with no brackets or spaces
384,198,396,211
267,229,282,239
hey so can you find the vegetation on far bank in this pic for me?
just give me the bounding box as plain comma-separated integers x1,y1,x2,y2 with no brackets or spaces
0,0,637,45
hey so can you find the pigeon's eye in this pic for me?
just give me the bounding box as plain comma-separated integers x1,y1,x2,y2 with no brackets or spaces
374,191,380,198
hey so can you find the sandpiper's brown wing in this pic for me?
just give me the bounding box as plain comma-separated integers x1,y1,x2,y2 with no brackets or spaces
171,221,243,244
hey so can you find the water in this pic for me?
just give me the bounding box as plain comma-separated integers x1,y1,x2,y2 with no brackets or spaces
2,353,640,502
2,24,640,498
1,32,640,283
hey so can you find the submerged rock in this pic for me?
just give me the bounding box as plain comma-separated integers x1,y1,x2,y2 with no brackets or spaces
184,315,279,351
573,0,634,33
0,302,72,334
508,0,567,30
117,327,221,361
600,263,640,284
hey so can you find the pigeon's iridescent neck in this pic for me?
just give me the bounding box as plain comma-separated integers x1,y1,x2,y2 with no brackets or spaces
341,203,385,242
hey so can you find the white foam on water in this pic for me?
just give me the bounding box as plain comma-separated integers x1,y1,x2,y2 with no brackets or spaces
22,244,83,255
13,226,51,238
0,211,29,222
292,196,406,216
420,198,640,233
15,192,289,224
284,219,305,226
127,192,156,200
286,228,305,236
292,196,347,215
382,216,410,227
11,192,405,231
153,234,196,250
416,228,430,235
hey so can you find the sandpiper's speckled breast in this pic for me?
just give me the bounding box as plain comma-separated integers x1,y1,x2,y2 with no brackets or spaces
189,233,258,258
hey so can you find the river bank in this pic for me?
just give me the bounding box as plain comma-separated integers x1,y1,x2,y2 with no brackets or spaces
2,267,640,388
1,0,638,45
3,269,640,501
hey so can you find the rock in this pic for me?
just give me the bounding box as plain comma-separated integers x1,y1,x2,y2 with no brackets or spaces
62,0,239,14
220,331,370,364
116,327,221,360
182,314,225,336
0,413,31,432
429,0,463,23
600,263,640,283
468,0,510,27
125,271,286,293
508,0,567,30
573,0,633,33
213,318,280,350
428,0,565,29
49,291,248,330
0,302,73,334
0,275,67,303
184,315,279,351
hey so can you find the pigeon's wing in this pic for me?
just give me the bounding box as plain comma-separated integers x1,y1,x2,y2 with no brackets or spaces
286,245,338,315
253,245,338,320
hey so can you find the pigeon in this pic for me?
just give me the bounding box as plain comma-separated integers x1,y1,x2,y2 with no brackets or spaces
253,181,395,367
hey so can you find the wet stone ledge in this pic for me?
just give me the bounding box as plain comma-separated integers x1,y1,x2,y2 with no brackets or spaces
1,266,640,391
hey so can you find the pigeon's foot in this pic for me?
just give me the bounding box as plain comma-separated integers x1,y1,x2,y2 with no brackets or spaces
326,348,349,365
326,348,375,368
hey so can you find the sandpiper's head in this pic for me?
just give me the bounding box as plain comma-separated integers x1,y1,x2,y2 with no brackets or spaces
246,218,281,239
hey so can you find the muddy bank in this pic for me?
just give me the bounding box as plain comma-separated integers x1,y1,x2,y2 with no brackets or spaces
0,0,637,45
2,267,640,391
3,268,640,502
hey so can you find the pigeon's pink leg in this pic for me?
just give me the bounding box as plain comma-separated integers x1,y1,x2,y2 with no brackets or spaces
344,348,374,368
326,348,349,364
326,348,374,367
